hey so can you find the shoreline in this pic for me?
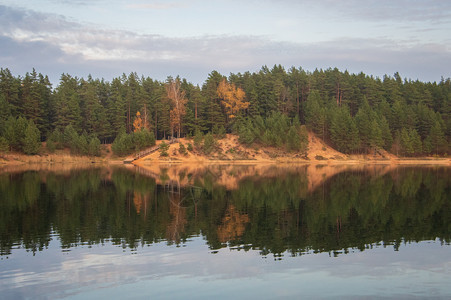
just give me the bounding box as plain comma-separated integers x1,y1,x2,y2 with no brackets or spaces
133,158,451,166
1,153,449,167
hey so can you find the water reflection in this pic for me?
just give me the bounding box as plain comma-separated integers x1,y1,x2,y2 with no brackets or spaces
0,164,449,257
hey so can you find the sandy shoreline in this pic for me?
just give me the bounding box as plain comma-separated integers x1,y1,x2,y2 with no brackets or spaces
1,153,449,168
132,157,450,166
1,132,449,168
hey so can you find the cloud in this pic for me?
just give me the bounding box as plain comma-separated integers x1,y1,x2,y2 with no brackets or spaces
126,1,188,10
0,5,79,33
263,0,451,23
0,4,450,85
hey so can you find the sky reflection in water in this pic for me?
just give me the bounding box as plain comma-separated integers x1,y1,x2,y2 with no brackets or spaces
1,237,450,299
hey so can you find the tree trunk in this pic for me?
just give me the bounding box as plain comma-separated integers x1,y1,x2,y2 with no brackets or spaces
296,82,300,117
195,101,198,120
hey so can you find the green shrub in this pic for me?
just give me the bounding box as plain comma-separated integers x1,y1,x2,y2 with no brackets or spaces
179,143,187,155
88,137,101,156
0,136,9,152
203,133,216,154
159,141,169,157
194,129,203,150
213,124,226,139
46,139,56,153
315,155,327,160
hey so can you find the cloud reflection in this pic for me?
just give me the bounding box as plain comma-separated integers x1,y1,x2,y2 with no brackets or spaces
1,237,450,299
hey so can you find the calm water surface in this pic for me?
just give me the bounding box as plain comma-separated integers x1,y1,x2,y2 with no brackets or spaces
0,164,450,299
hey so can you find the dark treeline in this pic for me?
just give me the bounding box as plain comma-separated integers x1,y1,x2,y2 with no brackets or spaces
0,166,449,257
0,66,449,156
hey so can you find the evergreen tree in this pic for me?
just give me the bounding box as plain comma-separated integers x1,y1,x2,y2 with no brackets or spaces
54,74,82,131
299,125,309,154
23,120,41,155
238,119,255,145
409,129,422,156
4,116,27,151
46,139,56,153
63,125,78,147
48,128,64,149
0,94,11,133
21,70,45,134
193,128,204,150
400,128,413,156
355,98,375,152
425,121,446,155
88,136,101,156
330,106,354,153
203,132,216,154
0,137,9,152
108,78,127,136
378,115,393,150
286,125,301,152
369,119,383,152
0,68,21,117
159,141,169,157
112,130,133,156
178,143,187,155
305,90,326,139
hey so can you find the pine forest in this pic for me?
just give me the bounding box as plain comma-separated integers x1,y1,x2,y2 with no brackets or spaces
0,65,449,157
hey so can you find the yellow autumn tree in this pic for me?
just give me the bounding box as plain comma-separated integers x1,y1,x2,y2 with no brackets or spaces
166,78,188,138
133,111,143,132
217,79,249,121
217,204,249,243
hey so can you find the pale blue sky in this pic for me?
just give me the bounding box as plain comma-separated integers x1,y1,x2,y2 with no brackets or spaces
1,0,450,84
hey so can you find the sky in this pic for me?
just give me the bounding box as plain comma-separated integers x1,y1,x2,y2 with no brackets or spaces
1,0,450,85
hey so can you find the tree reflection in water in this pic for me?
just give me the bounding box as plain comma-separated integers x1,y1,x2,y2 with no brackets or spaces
0,165,449,257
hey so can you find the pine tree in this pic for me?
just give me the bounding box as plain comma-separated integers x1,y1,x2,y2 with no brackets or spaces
330,106,353,153
203,132,216,154
401,128,413,156
287,125,301,152
108,78,127,136
0,68,21,117
425,121,446,155
159,141,169,157
355,97,376,152
299,125,309,155
88,136,101,156
63,125,78,147
0,137,9,152
369,119,383,152
0,94,11,132
409,129,422,156
178,143,187,155
203,71,226,131
305,90,326,139
238,125,255,145
378,115,393,150
4,116,27,151
54,74,82,131
193,128,204,150
23,120,41,155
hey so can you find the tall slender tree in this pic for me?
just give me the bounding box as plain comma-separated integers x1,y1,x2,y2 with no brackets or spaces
166,77,188,138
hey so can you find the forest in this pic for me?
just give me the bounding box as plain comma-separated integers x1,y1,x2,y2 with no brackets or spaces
0,65,449,156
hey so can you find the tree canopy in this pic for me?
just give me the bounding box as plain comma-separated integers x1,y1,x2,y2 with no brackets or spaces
0,66,449,156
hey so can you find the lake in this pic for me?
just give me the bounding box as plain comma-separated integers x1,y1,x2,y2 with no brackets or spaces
0,164,450,299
